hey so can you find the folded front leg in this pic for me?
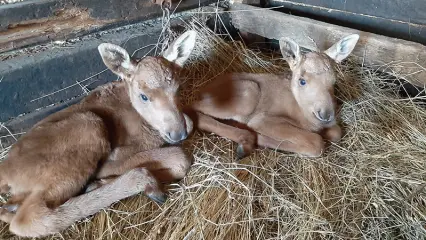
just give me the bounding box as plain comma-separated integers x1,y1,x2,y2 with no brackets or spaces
248,114,325,157
11,168,165,238
97,146,192,183
193,111,256,158
320,124,342,143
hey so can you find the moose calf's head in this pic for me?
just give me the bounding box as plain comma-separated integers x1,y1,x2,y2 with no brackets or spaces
279,34,359,127
98,30,197,143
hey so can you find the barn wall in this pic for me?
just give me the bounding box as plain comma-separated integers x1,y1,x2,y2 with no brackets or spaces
265,0,426,45
0,0,215,53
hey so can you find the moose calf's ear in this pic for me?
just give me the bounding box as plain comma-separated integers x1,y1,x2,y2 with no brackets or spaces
279,37,302,70
163,30,197,67
98,43,136,79
324,34,359,63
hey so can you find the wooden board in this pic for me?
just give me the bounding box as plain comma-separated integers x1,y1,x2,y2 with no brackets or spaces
230,3,426,87
267,0,426,45
0,0,215,53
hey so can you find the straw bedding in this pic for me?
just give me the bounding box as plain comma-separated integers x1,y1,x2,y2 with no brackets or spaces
0,18,425,240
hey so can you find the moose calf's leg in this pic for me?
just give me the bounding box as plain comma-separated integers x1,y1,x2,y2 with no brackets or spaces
0,192,25,224
8,168,164,237
143,147,192,183
321,125,342,143
8,192,49,237
0,182,9,194
5,193,28,206
97,146,192,183
257,135,297,152
257,134,324,157
0,209,15,223
0,192,29,217
194,112,256,158
249,115,324,157
85,177,117,193
107,145,144,162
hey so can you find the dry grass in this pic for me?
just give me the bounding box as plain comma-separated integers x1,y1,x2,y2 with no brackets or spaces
1,18,426,240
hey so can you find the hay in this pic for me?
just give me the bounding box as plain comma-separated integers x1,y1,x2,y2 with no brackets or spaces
1,17,426,240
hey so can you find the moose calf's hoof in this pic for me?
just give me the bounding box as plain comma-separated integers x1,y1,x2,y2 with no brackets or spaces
144,182,167,205
236,133,256,159
1,204,18,213
236,144,246,159
85,180,105,193
146,192,167,205
236,142,255,160
126,168,167,205
310,139,325,157
300,135,325,157
322,125,342,143
183,114,194,136
236,144,254,159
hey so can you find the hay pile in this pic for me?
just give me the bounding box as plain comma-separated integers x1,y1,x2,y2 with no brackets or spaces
1,18,425,240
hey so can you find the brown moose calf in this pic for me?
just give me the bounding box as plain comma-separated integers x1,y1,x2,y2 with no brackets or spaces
187,34,359,158
0,30,197,237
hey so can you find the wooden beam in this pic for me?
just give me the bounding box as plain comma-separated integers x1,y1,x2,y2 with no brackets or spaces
0,0,215,53
229,3,426,87
266,0,426,45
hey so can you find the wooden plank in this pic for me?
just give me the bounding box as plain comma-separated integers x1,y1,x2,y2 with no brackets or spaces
269,0,426,25
267,0,426,45
229,3,426,87
0,0,216,53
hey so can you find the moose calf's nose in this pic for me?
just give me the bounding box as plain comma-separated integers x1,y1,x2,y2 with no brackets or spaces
316,109,334,122
168,130,188,142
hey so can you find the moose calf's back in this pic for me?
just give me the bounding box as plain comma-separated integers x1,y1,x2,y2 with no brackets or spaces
1,111,110,203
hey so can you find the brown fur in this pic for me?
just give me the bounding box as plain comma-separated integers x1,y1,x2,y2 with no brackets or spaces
0,30,198,237
186,34,359,158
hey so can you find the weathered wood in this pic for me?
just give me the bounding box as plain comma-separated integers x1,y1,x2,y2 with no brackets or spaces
269,0,426,25
230,3,426,87
231,0,262,6
0,0,215,53
267,0,426,45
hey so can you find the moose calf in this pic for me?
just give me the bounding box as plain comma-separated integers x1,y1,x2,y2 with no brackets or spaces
0,30,197,237
187,34,359,158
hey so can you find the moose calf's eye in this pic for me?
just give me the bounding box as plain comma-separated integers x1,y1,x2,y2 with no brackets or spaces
299,79,307,86
140,94,149,102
